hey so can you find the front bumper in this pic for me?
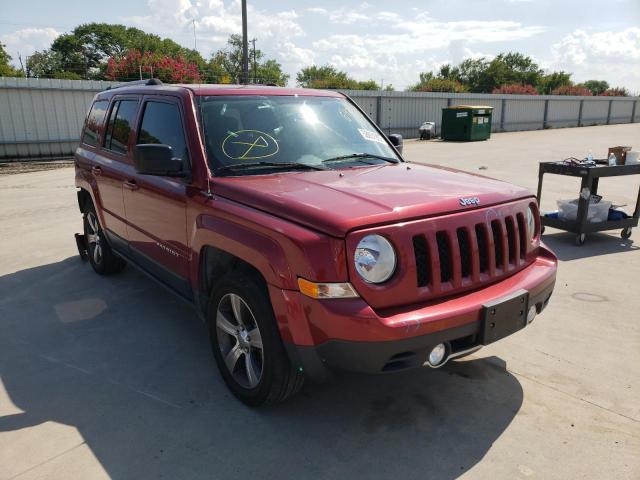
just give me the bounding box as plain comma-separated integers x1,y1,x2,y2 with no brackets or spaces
270,246,556,380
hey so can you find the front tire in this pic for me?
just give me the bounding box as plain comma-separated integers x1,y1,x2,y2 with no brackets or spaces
83,204,126,275
208,272,304,406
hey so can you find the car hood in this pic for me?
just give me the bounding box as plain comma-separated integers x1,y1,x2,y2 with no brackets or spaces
212,163,532,237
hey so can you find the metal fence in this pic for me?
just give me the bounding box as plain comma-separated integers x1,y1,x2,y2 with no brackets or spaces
345,90,639,140
0,77,117,160
0,77,638,160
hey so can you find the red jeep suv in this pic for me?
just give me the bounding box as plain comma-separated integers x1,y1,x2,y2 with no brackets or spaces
75,80,557,406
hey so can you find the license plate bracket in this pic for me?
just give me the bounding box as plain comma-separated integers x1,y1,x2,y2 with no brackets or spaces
480,290,529,345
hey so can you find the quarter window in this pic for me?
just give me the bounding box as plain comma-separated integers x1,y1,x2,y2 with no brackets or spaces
82,100,108,147
138,101,188,162
104,100,138,154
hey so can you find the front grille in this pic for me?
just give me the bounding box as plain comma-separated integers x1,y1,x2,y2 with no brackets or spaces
413,214,527,293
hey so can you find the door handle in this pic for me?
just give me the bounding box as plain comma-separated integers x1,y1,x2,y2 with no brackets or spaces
92,166,102,176
124,179,139,191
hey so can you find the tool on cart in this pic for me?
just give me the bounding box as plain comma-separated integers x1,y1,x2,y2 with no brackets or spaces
537,148,640,245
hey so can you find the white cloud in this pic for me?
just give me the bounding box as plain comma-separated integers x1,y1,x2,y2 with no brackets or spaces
0,27,61,63
127,0,304,53
306,7,327,15
551,28,640,92
552,28,640,65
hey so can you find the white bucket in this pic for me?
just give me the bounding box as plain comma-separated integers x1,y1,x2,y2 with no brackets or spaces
626,151,639,165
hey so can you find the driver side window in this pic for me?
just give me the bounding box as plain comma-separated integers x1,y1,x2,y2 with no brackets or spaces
138,101,188,163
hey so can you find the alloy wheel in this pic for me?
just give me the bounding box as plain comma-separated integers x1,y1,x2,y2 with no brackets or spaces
216,293,264,389
86,212,103,265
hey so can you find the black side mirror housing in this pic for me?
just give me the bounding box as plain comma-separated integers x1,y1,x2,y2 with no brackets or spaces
388,134,403,154
133,144,185,177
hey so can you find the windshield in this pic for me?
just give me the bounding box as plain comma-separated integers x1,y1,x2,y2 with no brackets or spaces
199,95,400,175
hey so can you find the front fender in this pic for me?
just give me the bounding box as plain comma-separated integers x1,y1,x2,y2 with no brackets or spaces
189,196,349,291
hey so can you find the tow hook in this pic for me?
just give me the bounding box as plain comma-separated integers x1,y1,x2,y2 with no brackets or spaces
75,233,88,261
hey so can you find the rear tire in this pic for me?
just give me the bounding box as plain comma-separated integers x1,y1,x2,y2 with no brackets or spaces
207,271,304,406
83,203,126,275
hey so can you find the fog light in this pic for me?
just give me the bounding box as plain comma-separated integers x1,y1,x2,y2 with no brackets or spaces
527,306,537,324
428,343,447,366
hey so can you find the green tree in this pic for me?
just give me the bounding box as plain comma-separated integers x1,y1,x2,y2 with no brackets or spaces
477,52,543,92
49,23,205,79
354,79,380,90
26,50,82,79
211,34,288,86
255,59,289,86
0,42,22,77
537,71,572,94
582,80,610,95
296,64,378,90
437,63,461,82
456,58,489,91
409,77,467,93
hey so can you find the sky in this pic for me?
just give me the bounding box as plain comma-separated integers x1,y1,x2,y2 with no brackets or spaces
1,0,639,92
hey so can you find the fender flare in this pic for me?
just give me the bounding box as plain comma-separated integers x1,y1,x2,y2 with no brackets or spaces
190,214,293,290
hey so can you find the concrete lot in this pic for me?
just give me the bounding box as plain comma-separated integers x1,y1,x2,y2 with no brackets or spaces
1,124,639,480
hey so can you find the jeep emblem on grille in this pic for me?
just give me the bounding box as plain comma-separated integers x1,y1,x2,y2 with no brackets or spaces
459,196,480,206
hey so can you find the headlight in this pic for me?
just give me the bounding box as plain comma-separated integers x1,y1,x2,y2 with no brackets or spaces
354,235,396,283
526,205,537,243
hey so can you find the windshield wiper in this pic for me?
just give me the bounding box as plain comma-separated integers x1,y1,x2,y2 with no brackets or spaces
322,153,400,165
215,161,326,175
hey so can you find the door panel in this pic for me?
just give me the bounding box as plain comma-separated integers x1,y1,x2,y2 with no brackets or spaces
123,96,190,283
93,156,129,238
123,175,189,278
94,97,140,239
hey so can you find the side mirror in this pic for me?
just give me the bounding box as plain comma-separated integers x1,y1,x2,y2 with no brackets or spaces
133,144,184,177
388,134,403,154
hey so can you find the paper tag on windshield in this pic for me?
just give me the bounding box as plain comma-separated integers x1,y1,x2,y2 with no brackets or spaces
358,128,385,144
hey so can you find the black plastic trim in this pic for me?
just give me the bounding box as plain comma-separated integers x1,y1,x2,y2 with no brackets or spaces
105,229,194,303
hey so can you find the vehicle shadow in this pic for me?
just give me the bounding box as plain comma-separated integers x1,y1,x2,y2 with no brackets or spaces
0,257,523,479
542,231,637,261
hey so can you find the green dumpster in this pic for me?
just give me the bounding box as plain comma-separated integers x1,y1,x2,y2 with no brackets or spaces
441,105,493,141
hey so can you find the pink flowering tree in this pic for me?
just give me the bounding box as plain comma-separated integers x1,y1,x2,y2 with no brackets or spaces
492,84,539,95
551,85,593,96
106,50,201,83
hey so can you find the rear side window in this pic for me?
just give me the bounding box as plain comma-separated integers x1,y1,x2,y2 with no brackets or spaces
138,101,188,161
82,100,108,147
104,100,138,155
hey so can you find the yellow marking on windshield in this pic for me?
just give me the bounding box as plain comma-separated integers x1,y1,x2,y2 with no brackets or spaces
222,130,279,160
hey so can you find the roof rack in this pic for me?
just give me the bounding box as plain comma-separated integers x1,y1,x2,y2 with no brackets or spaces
107,78,163,90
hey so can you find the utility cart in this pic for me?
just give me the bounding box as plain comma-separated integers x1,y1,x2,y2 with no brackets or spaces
536,161,640,245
